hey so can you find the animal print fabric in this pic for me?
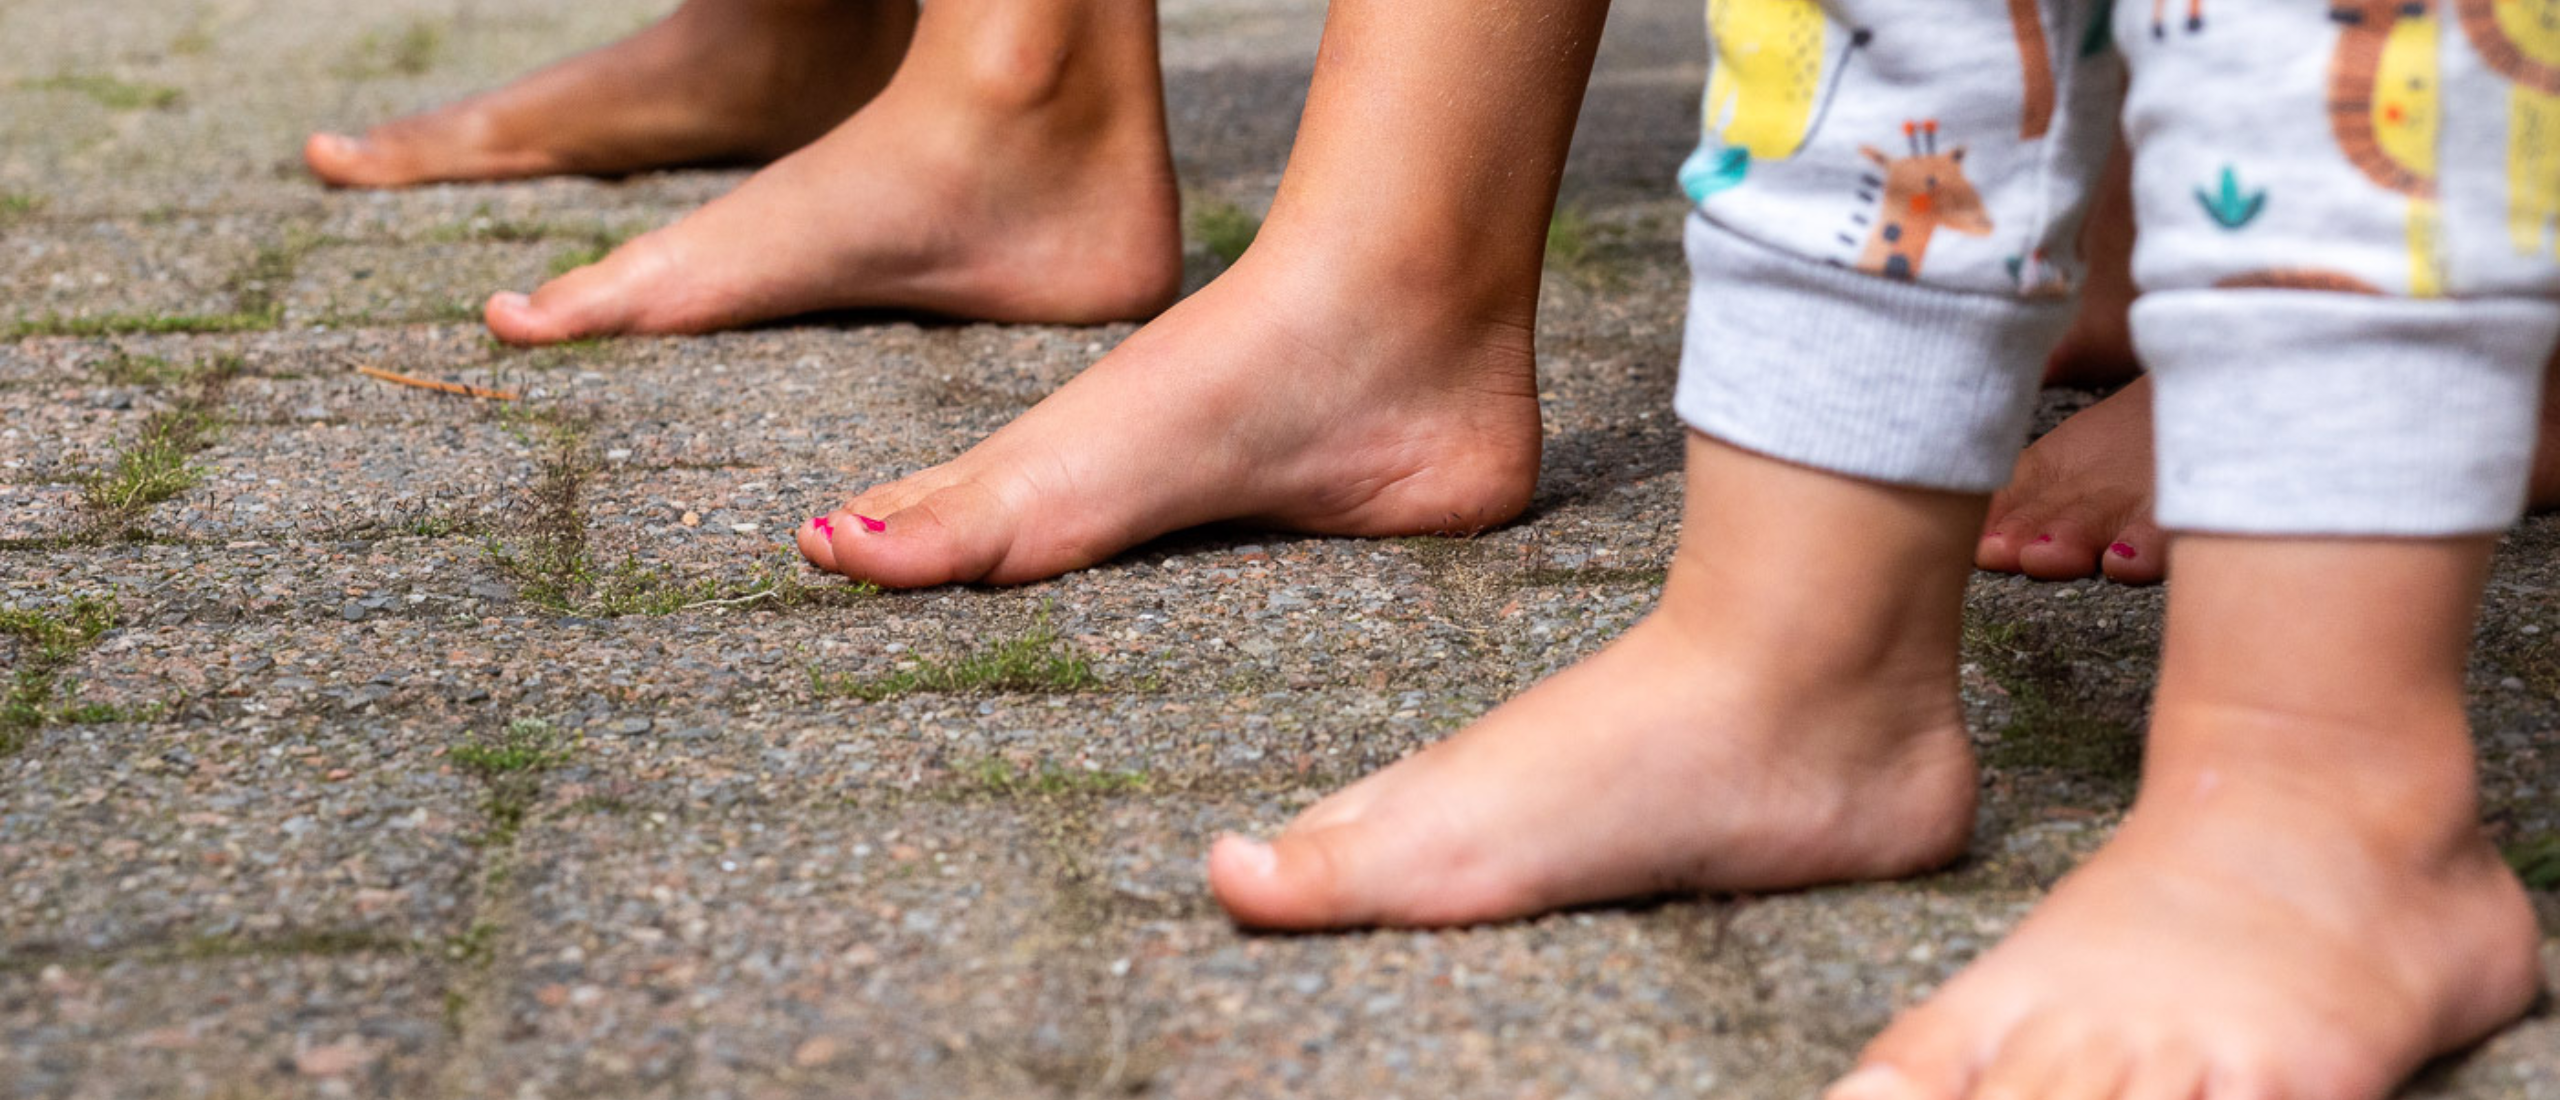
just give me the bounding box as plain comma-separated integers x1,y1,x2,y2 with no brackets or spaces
1675,0,2560,533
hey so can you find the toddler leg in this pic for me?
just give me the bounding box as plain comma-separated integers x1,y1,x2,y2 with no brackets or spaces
1214,0,2125,925
1837,0,2560,1094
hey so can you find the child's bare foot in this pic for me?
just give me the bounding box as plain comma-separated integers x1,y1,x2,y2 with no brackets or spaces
305,0,914,188
1832,772,2542,1100
483,0,1181,343
1980,348,2560,584
1208,437,1985,929
1833,538,2546,1100
794,252,1543,586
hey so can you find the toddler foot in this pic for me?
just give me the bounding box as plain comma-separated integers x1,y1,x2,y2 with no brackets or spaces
1210,437,1987,928
1831,753,2542,1100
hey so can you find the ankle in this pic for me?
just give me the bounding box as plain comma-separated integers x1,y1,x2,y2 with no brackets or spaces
1250,211,1544,329
1658,436,1982,690
2141,703,2490,866
903,1,1159,124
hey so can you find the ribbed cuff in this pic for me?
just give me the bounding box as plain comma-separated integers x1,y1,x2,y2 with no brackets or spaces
1674,214,2074,493
2137,291,2560,536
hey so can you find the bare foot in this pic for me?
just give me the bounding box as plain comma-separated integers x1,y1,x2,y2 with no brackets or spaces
306,0,914,188
1834,535,2547,1100
482,0,1182,343
1208,437,1985,929
1831,773,2543,1100
1981,348,2560,584
1975,377,2166,584
794,253,1542,586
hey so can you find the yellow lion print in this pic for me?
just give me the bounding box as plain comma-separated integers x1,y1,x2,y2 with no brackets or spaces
2453,0,2560,257
1704,0,1832,160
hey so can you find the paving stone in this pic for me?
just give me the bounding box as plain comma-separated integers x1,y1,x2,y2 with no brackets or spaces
0,706,483,962
161,417,538,540
457,802,1101,1100
0,216,282,328
0,952,451,1100
282,240,559,327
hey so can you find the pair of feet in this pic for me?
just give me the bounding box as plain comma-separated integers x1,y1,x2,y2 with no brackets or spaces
1212,439,2548,1099
305,0,2217,591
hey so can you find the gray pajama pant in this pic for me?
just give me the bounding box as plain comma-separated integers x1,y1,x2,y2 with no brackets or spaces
1675,0,2560,535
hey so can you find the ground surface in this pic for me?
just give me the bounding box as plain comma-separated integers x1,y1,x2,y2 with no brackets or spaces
0,1,2555,1098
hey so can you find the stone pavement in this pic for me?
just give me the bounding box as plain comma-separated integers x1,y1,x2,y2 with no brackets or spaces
0,1,2555,1097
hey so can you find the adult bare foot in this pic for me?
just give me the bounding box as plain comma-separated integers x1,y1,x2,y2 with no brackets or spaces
1210,436,1984,929
482,0,1182,344
1980,347,2560,584
796,253,1543,586
1974,377,2166,584
1831,538,2546,1100
793,0,1613,585
306,0,915,188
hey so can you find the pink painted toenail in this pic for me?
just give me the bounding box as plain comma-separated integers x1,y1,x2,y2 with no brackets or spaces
810,516,834,538
2109,542,2137,558
2033,534,2055,544
855,514,886,534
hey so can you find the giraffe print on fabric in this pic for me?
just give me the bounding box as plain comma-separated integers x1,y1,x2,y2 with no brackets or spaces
1846,121,1993,281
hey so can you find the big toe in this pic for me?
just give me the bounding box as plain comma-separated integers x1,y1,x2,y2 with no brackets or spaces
304,132,417,189
485,243,666,345
1829,1011,1993,1100
805,480,1026,589
1209,829,1379,931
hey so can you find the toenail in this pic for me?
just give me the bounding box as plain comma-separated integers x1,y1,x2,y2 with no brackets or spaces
855,514,887,534
810,516,834,538
1223,837,1276,876
2109,541,2137,558
1824,1065,1912,1100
